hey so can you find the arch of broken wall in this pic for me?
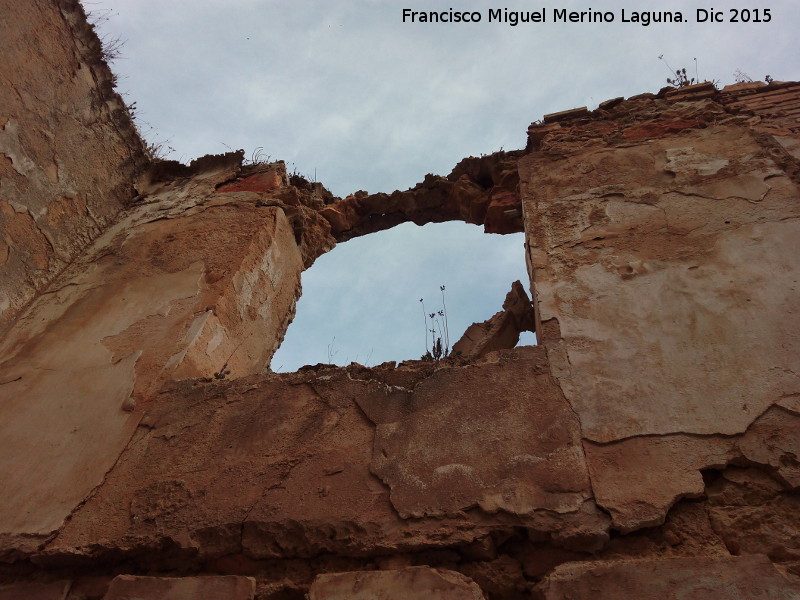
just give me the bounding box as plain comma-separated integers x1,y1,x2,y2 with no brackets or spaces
2,2,800,598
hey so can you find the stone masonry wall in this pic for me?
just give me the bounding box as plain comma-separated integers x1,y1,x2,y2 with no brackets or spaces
0,0,148,335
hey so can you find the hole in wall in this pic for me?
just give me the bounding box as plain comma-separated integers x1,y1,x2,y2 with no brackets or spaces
270,221,534,372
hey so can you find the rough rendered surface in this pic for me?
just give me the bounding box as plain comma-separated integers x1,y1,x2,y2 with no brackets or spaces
308,567,486,600
521,120,800,443
0,0,146,333
536,554,800,599
582,435,735,532
706,467,800,562
520,93,800,534
47,352,606,562
0,158,308,548
370,353,593,521
103,574,255,600
0,581,71,600
48,370,391,561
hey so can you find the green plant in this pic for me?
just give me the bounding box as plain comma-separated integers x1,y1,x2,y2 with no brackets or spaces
288,163,318,186
124,100,175,160
213,338,246,380
419,285,450,361
213,362,231,380
144,139,176,160
100,34,125,63
327,336,338,364
668,67,696,88
245,146,272,166
87,3,125,64
658,55,696,88
86,6,115,29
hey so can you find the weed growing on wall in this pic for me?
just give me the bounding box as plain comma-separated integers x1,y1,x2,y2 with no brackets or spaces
327,336,338,364
245,147,272,166
419,285,450,361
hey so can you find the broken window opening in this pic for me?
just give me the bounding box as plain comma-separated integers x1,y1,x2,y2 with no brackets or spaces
270,221,536,373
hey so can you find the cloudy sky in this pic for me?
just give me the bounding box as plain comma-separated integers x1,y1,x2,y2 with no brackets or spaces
86,0,800,370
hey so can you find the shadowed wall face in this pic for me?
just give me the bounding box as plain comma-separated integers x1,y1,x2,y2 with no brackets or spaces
0,0,147,335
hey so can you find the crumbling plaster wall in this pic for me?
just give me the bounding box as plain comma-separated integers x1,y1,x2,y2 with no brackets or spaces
0,154,320,554
521,88,800,533
0,0,148,335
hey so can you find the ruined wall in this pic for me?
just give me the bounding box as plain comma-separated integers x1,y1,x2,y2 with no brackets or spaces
1,4,800,599
522,83,800,533
0,154,323,558
0,0,148,334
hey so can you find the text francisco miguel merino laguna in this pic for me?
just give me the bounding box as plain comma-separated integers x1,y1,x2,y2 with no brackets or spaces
402,8,773,26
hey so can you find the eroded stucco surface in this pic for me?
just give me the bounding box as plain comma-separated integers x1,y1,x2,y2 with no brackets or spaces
0,157,306,549
522,124,800,443
518,97,800,542
0,0,147,334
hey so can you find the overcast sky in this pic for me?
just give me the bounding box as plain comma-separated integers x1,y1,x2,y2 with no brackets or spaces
86,0,800,370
